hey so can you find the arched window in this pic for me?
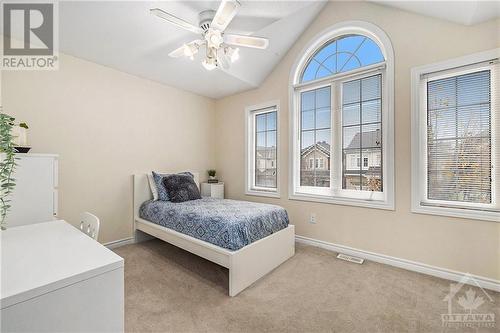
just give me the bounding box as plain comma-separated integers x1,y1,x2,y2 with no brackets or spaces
289,22,394,209
301,35,384,83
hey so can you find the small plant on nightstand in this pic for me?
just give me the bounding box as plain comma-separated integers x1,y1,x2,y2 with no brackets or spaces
207,169,218,183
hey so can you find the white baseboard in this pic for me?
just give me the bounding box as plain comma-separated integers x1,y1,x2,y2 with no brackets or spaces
104,237,135,249
296,235,500,293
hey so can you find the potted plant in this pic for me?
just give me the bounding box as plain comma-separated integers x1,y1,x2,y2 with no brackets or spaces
0,111,18,230
207,169,218,183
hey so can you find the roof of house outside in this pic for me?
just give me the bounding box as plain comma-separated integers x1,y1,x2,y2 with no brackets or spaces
346,129,381,150
301,141,331,157
300,129,381,157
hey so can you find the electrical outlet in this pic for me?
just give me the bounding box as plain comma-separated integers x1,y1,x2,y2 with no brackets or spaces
309,213,317,224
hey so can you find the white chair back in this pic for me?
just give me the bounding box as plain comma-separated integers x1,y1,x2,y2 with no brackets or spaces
79,212,100,240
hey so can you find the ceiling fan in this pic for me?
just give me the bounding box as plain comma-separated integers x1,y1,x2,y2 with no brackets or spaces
150,0,269,71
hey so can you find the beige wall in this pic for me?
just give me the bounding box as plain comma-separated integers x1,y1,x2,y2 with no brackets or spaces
1,53,216,243
214,1,500,279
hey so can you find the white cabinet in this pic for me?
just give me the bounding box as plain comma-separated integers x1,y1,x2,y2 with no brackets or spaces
0,221,124,332
201,182,224,199
4,154,58,227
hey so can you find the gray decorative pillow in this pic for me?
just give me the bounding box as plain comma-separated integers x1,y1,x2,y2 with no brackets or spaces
152,171,193,201
163,174,201,203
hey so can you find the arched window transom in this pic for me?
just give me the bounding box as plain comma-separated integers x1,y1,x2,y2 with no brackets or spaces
301,35,384,83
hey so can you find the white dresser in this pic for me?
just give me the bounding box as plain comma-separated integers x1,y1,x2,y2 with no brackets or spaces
0,221,124,332
4,154,58,227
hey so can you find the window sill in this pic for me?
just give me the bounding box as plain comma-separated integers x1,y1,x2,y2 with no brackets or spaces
289,192,394,210
245,189,281,199
412,203,499,223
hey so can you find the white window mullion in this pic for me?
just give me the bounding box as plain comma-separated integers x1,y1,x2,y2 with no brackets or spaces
332,81,342,195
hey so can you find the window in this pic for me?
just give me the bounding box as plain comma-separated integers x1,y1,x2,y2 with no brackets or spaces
342,75,382,191
411,49,499,222
290,22,394,209
246,102,280,198
300,86,331,187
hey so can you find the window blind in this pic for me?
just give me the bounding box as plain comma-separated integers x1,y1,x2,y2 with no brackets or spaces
342,74,383,192
425,61,498,207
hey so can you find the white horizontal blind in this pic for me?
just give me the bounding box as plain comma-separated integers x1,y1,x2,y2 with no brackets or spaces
341,74,383,192
425,62,498,207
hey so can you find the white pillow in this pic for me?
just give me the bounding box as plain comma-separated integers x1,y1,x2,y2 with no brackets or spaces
147,173,159,201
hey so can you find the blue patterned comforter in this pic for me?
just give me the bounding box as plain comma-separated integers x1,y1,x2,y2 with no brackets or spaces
139,198,289,251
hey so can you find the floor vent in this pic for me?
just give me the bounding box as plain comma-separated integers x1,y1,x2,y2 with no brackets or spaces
337,253,364,264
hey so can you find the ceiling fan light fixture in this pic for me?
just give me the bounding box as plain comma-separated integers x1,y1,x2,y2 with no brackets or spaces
183,44,192,57
227,47,239,63
211,34,222,45
206,29,223,49
183,43,199,59
217,51,230,69
202,57,217,71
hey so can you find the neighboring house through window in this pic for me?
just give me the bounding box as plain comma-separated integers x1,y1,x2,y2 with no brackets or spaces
411,49,499,222
246,102,280,197
289,21,394,209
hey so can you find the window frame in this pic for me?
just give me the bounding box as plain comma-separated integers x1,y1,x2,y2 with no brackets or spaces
245,101,280,198
411,48,500,222
289,21,395,210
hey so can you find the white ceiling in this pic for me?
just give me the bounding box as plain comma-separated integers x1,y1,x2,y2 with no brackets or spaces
373,0,500,26
56,1,326,99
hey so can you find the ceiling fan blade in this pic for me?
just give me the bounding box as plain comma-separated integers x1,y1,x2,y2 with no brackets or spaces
211,0,241,32
224,34,269,49
150,8,203,34
168,45,187,58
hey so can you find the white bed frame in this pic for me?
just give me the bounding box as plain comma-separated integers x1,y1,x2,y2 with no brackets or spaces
133,173,295,296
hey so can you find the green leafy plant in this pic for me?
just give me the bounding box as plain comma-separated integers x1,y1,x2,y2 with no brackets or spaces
208,169,216,177
0,111,17,230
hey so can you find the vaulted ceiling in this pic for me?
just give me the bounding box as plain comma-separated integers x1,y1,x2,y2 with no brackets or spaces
5,1,498,99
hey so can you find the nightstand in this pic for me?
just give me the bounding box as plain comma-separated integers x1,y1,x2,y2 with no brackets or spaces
201,182,224,199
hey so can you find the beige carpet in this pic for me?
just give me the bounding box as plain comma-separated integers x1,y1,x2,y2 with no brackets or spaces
114,239,499,333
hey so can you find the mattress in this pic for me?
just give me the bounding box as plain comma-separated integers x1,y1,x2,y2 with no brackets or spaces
139,198,289,251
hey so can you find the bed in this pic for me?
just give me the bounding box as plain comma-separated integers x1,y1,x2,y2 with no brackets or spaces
133,172,295,296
